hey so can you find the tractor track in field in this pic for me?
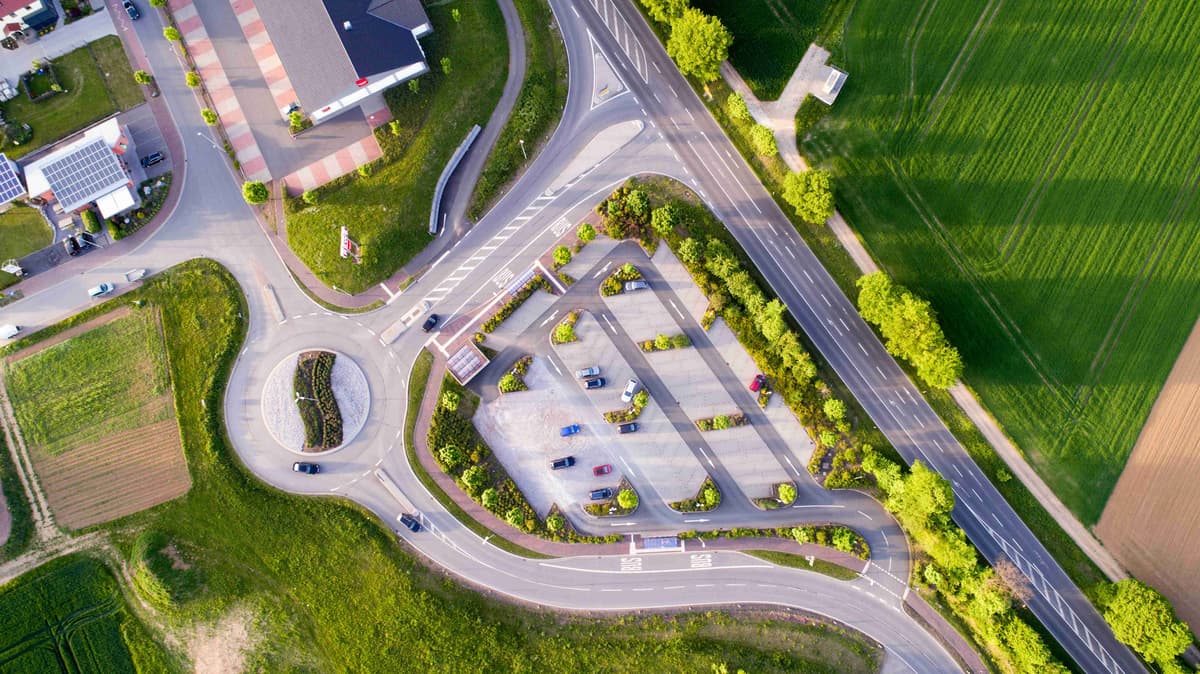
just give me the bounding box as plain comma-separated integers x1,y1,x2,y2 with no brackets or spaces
916,0,1004,144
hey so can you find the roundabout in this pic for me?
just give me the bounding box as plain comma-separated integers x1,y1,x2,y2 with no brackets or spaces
261,349,371,455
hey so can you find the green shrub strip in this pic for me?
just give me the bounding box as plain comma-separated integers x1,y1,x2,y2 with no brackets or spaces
670,475,721,512
678,525,869,561
481,275,551,333
293,350,342,450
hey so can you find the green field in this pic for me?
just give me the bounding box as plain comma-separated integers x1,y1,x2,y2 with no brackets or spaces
6,309,171,456
0,554,172,673
0,205,51,261
692,0,845,100
0,259,882,671
800,1,1200,523
285,0,507,293
1,36,141,159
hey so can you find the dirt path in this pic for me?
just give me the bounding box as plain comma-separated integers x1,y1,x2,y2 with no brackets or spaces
0,483,10,547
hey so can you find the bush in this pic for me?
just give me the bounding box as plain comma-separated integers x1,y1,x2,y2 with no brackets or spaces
133,70,152,85
677,237,703,266
552,316,577,344
777,482,797,505
163,26,180,41
81,209,100,234
600,277,622,296
617,489,638,510
819,430,838,448
481,488,499,511
460,465,489,496
441,390,460,411
481,275,551,333
633,389,649,408
201,108,218,125
438,444,466,470
712,414,730,430
726,92,751,122
498,373,527,393
505,507,525,528
546,513,565,532
671,333,691,348
357,163,373,178
577,222,596,243
654,334,671,350
242,181,269,204
553,245,572,267
388,119,403,136
749,124,778,157
185,71,200,87
302,190,319,206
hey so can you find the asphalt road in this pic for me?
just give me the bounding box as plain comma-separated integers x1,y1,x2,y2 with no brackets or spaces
0,0,1146,672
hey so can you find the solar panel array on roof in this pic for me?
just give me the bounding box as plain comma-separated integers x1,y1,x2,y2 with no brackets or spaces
0,154,24,204
40,138,126,211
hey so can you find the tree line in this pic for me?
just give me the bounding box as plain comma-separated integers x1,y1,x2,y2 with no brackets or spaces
856,271,963,389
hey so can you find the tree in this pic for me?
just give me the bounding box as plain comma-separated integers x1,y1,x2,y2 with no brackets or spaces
185,71,200,87
650,203,678,238
553,321,576,344
505,507,525,528
777,482,796,504
823,398,847,423
133,70,152,85
481,488,499,511
1001,616,1064,673
577,222,596,243
438,444,465,470
702,485,720,508
1101,579,1192,666
782,169,834,224
666,9,732,83
201,108,218,125
749,124,778,156
654,334,671,350
546,513,565,532
242,181,268,205
617,489,638,510
725,92,751,122
440,57,452,74
149,0,166,6
887,461,956,529
163,26,181,41
625,189,649,218
461,465,489,496
992,558,1033,604
671,333,691,349
639,0,688,24
633,389,649,408
677,237,702,266
757,298,787,342
553,245,572,267
855,272,964,389
441,390,460,411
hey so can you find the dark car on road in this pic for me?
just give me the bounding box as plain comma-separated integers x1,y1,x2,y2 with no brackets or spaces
399,513,422,532
551,456,576,470
592,464,612,476
583,377,606,390
617,422,638,434
140,151,164,168
422,314,439,332
749,373,766,392
589,487,613,500
62,236,80,256
560,424,581,437
292,461,320,474
123,0,140,20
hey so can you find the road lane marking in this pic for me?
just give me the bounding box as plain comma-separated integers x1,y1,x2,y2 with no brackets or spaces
784,455,799,475
786,246,796,259
663,584,684,589
953,465,963,477
540,310,559,326
857,342,868,355
857,510,873,520
603,314,618,333
684,518,709,523
619,456,636,477
803,270,814,282
820,293,830,307
695,446,715,468
668,299,685,318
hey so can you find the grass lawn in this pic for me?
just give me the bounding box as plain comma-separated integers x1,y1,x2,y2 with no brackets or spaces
800,1,1200,524
468,0,568,219
285,0,508,293
0,205,51,260
5,308,172,457
743,549,860,580
0,258,881,672
1,36,141,159
692,0,850,100
0,554,173,672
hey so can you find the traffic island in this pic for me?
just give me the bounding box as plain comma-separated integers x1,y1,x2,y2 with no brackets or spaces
261,350,369,454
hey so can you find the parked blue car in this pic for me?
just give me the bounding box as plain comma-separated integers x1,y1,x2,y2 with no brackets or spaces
560,424,581,437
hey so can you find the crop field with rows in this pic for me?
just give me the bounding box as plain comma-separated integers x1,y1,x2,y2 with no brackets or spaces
6,308,172,457
0,555,169,672
802,0,1200,523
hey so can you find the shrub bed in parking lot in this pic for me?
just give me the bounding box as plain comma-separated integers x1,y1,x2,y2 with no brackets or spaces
599,262,643,296
678,526,870,561
498,355,532,393
584,479,638,517
481,275,552,333
551,311,579,344
695,412,747,432
640,333,691,352
603,389,649,423
670,475,722,512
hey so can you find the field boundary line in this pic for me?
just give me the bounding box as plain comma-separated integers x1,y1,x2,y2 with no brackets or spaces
993,0,1148,264
916,0,1004,143
0,369,57,542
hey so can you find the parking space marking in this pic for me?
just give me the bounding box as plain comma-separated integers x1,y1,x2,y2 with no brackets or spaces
619,456,637,478
695,447,715,468
602,314,618,334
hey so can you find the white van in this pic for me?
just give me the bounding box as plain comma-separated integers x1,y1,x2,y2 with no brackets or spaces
0,324,20,340
87,283,114,298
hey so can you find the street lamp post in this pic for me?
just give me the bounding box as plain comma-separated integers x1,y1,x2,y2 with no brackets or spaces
195,131,221,153
518,138,526,160
295,392,317,404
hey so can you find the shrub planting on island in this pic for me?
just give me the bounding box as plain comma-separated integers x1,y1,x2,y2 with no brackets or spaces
551,311,579,344
670,476,721,513
481,274,552,333
600,262,644,296
294,350,343,450
498,355,531,393
695,412,747,432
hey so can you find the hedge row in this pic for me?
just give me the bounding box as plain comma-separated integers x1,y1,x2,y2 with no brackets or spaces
481,274,552,333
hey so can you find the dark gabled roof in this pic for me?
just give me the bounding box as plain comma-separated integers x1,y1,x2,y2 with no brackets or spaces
254,0,428,110
322,0,427,81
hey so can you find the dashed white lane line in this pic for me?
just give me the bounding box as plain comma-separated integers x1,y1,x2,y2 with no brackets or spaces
539,310,560,326
695,446,715,468
857,342,868,355
802,269,814,283
857,510,873,520
602,314,618,334
619,456,637,477
953,465,964,477
663,584,685,590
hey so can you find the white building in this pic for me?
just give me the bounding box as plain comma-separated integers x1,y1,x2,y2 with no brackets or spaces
23,118,139,218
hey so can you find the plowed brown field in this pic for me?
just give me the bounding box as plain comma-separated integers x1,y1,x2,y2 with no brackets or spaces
1097,318,1200,628
31,417,189,529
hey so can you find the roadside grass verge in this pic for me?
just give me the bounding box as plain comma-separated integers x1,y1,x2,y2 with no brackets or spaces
284,0,507,293
0,204,51,261
0,433,33,561
743,549,858,581
4,258,880,672
468,0,568,219
0,36,140,159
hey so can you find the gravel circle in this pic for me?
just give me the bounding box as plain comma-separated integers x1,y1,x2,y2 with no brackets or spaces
261,350,371,455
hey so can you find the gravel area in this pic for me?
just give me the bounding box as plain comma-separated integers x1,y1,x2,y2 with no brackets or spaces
261,350,370,454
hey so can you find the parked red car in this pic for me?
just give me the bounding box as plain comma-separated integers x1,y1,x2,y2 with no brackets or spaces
592,464,612,476
749,374,766,392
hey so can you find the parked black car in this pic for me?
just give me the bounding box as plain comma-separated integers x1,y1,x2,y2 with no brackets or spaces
422,314,439,332
551,456,576,470
399,513,422,532
589,488,613,501
292,461,320,474
123,0,140,20
140,151,164,168
583,377,606,390
617,422,638,434
62,236,80,256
